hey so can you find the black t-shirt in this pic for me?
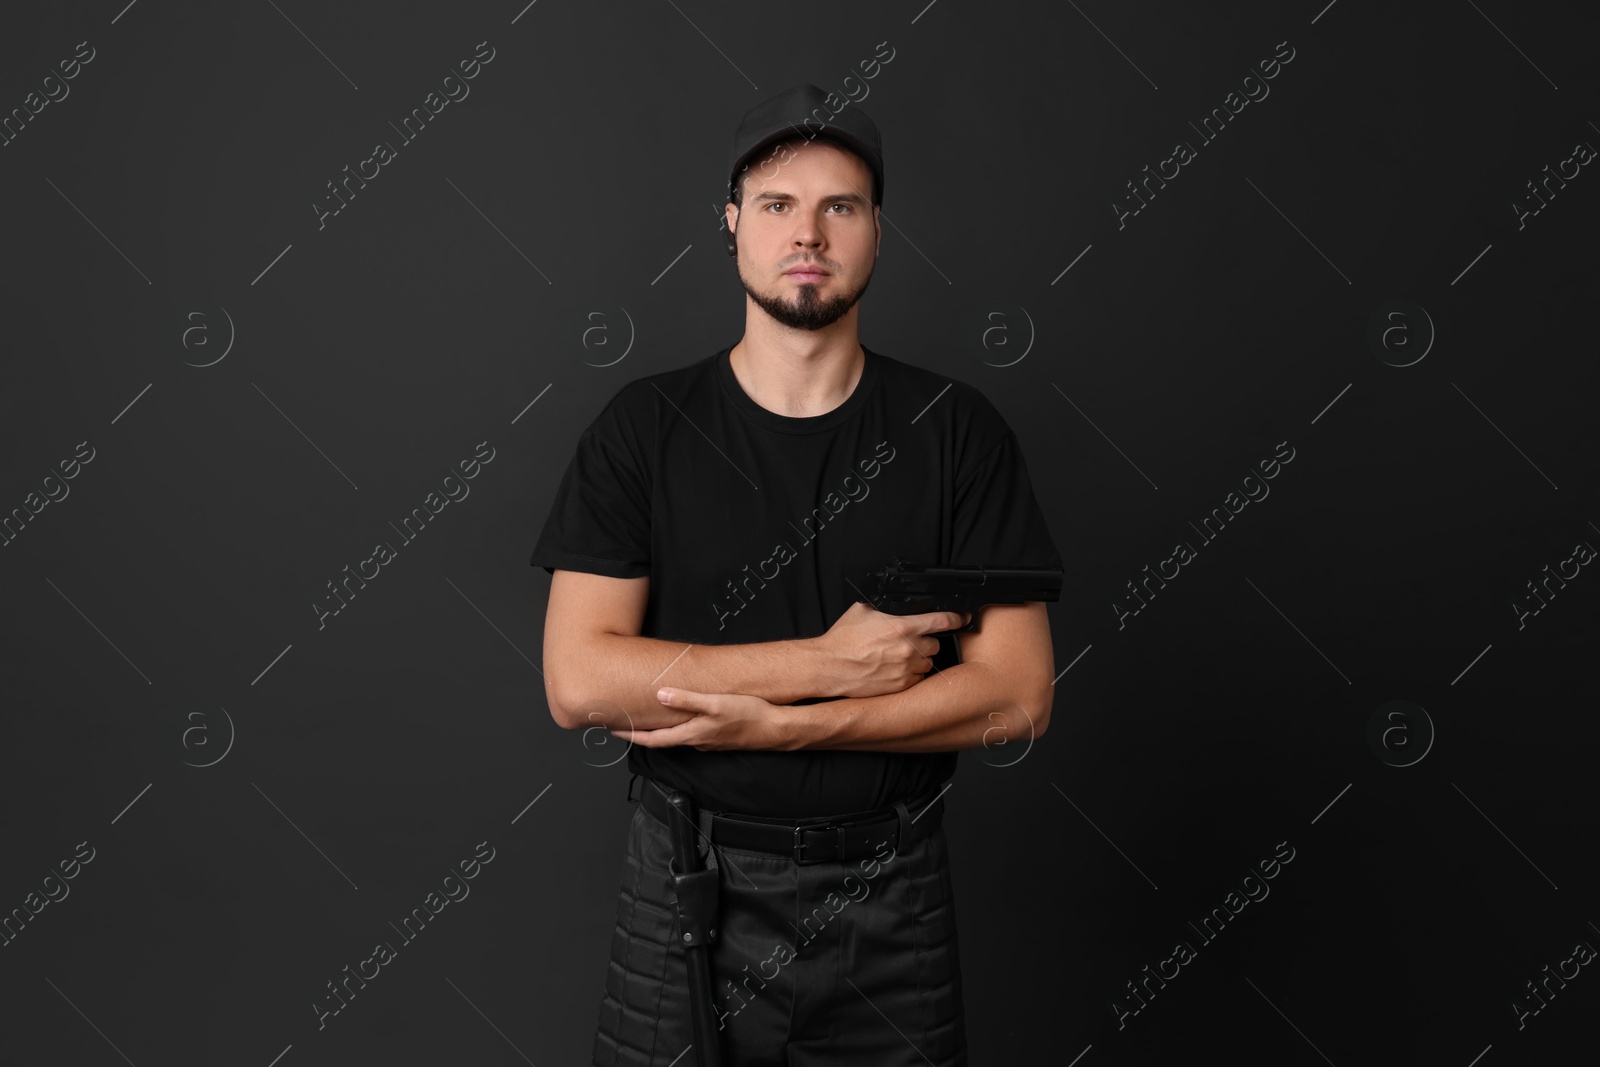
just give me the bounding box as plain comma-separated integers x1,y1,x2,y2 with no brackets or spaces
530,342,1062,818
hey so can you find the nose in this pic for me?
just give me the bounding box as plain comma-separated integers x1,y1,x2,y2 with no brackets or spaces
790,211,825,250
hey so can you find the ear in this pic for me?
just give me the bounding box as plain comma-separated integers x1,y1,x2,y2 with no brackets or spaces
725,202,740,238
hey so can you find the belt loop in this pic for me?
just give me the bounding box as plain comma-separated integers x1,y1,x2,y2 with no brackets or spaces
891,795,912,854
626,772,641,804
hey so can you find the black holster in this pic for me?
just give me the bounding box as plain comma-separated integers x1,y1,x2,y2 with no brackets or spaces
665,788,723,1067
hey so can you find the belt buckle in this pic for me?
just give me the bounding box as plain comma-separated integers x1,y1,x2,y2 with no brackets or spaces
793,822,841,865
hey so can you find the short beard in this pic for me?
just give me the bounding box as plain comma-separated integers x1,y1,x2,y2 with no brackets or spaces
736,256,872,331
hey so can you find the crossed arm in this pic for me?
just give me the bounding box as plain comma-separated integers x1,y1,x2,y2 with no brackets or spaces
543,570,1056,754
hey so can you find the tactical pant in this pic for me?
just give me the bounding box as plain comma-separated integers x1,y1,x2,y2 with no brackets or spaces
591,778,969,1066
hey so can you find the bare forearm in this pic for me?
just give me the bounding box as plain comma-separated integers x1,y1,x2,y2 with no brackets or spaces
552,633,833,731
779,661,1049,753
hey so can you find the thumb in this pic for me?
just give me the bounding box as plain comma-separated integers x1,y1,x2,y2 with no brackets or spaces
657,686,690,704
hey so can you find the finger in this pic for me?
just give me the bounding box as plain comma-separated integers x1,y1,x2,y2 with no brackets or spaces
916,610,969,633
615,725,684,748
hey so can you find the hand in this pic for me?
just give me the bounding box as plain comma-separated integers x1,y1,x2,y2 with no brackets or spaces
811,601,971,699
610,688,793,751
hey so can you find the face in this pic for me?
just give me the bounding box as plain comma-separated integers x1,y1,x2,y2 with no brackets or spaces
727,139,881,332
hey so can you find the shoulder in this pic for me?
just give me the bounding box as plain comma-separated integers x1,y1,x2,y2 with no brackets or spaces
869,348,1017,458
577,351,720,446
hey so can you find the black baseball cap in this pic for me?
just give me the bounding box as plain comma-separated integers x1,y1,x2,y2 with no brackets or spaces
727,83,885,208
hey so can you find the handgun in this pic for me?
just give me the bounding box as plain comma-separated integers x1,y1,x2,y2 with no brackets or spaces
859,557,1064,671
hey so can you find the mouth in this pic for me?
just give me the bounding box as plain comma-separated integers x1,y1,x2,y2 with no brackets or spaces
784,268,830,282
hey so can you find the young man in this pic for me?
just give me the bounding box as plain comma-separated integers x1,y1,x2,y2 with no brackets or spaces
532,83,1062,1066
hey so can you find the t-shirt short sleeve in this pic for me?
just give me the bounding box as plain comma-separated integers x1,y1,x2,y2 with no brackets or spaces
529,409,651,579
950,427,1062,570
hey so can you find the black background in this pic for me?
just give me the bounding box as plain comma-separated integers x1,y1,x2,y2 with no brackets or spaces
2,1,1597,1064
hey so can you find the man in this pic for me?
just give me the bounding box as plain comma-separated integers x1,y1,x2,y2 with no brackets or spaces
531,83,1062,1066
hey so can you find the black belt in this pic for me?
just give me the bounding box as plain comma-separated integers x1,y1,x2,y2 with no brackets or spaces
637,777,946,865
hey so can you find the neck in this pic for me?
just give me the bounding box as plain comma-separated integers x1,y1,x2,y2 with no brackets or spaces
728,334,865,419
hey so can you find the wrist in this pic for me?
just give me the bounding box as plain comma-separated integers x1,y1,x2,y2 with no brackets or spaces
796,637,839,701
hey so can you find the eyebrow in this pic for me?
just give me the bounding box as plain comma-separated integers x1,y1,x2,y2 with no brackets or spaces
750,190,871,208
